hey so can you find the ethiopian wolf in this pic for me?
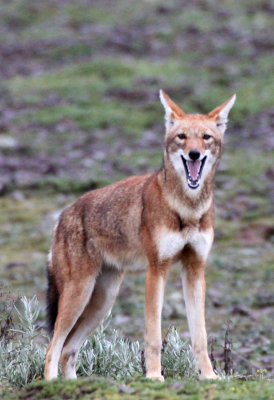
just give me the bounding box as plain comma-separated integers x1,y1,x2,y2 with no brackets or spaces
45,90,236,381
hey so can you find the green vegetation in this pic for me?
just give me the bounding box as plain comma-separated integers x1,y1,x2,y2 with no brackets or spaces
1,297,273,398
2,377,274,400
0,297,195,387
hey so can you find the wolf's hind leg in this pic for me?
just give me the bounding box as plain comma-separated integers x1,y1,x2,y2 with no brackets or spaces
60,265,124,379
44,276,96,381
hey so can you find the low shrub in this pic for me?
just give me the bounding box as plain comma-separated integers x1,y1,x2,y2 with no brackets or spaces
0,296,197,387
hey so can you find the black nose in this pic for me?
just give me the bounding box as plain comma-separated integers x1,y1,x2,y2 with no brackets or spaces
189,150,200,161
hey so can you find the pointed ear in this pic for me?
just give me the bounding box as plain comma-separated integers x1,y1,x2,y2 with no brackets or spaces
208,94,236,134
159,90,185,130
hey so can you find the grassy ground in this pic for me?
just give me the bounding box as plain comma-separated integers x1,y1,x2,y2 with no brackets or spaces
0,0,273,397
2,376,274,400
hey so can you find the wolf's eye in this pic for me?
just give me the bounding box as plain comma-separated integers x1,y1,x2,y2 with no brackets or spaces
177,133,186,140
203,133,212,140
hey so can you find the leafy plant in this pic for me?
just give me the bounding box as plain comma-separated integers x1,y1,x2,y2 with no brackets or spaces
0,296,197,387
0,296,46,387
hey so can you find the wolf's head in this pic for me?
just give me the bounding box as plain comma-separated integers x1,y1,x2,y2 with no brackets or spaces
160,90,236,193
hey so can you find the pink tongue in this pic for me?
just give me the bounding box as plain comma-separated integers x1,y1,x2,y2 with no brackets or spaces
187,160,201,180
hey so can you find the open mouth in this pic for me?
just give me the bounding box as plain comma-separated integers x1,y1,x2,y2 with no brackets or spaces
181,155,207,189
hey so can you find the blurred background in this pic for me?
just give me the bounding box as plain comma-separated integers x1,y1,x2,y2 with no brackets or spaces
0,0,273,376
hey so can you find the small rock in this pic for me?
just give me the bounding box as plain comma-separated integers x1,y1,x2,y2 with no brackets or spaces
171,381,183,390
113,315,130,325
5,262,27,270
0,183,7,196
11,190,25,201
119,385,135,394
0,135,18,148
253,293,274,307
231,305,254,318
165,291,184,318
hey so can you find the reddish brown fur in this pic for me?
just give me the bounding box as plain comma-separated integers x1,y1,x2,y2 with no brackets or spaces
44,91,235,381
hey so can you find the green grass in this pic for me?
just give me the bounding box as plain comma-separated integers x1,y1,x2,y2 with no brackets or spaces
2,377,274,400
9,55,274,121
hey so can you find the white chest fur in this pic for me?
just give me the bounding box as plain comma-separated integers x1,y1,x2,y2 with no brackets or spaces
156,227,213,262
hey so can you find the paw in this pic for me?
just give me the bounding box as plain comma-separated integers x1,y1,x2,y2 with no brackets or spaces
146,373,165,382
199,371,220,380
208,373,220,380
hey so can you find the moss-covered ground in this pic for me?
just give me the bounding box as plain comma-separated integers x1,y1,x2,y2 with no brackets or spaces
2,376,274,400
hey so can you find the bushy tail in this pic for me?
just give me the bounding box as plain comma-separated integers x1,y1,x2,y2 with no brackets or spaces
46,264,59,337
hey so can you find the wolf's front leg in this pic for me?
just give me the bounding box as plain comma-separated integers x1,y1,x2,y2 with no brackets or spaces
181,251,218,380
145,265,167,381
